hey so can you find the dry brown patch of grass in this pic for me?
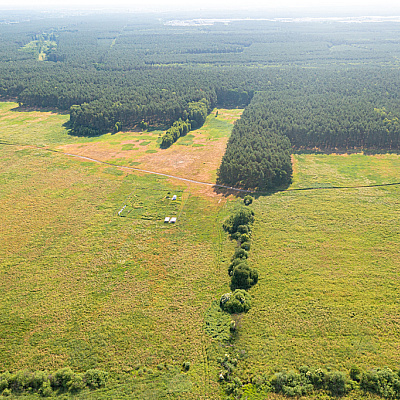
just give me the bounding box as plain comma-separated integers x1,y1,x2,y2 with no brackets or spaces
61,142,140,162
138,139,228,182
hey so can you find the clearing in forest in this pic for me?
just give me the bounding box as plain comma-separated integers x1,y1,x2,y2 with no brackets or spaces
59,108,243,184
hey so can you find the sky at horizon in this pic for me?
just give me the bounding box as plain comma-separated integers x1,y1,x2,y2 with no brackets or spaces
1,0,400,15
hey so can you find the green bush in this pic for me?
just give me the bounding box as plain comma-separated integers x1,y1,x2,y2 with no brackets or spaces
232,248,248,260
271,371,313,396
243,195,253,205
39,381,53,397
239,233,251,243
222,208,254,235
350,365,362,382
68,374,85,393
220,289,252,314
217,353,238,381
326,371,348,396
307,367,325,389
0,372,11,392
84,369,108,389
15,370,33,391
241,242,251,251
0,380,8,393
230,264,258,290
228,258,247,275
237,224,249,234
52,367,75,390
226,376,243,395
34,371,50,390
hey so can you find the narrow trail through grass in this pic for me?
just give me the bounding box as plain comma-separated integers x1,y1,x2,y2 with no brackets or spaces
2,140,400,194
0,139,252,192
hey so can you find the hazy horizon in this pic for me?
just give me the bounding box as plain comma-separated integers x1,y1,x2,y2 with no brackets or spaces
1,0,400,18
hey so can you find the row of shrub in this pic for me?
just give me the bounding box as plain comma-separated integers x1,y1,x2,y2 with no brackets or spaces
160,98,210,148
0,368,107,397
160,118,192,148
239,366,400,399
216,198,258,397
220,201,259,313
220,199,257,312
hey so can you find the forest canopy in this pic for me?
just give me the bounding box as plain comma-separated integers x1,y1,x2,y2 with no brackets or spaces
1,13,400,188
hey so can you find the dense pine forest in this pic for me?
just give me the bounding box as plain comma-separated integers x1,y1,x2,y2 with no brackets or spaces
1,12,400,188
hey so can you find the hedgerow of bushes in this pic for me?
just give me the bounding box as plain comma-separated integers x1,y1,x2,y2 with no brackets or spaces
240,365,400,399
160,119,191,148
0,368,107,397
220,202,258,314
160,98,209,148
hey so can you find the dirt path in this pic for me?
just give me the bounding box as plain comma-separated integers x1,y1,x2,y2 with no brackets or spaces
61,152,252,192
4,141,398,193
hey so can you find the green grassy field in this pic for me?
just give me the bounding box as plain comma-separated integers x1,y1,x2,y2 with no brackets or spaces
1,102,400,399
235,153,400,392
0,103,242,399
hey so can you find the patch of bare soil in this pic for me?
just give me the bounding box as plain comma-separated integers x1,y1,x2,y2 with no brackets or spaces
137,138,228,183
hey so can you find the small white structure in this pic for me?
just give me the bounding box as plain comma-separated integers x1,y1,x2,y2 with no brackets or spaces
169,217,177,223
118,205,127,216
164,217,170,223
172,195,177,200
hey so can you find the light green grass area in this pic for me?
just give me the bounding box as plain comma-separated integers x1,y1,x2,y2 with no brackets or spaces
0,102,162,150
0,145,235,399
0,101,245,398
0,102,70,145
292,153,400,188
181,108,243,144
235,154,400,381
19,39,57,61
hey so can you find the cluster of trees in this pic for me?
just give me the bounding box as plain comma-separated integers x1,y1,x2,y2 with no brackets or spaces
186,98,210,128
0,368,107,397
67,86,216,136
218,94,293,190
161,119,192,148
160,98,210,147
249,92,400,151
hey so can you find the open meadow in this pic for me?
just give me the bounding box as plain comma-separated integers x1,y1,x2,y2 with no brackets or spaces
0,103,242,399
1,102,400,399
237,153,400,398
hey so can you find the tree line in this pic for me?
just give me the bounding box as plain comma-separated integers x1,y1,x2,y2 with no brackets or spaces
1,15,400,189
